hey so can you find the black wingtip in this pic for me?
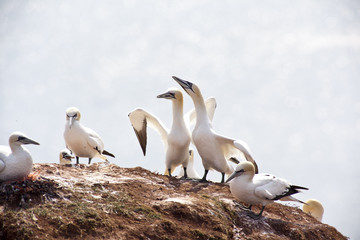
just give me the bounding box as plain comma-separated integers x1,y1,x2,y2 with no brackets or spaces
132,118,147,156
291,185,309,191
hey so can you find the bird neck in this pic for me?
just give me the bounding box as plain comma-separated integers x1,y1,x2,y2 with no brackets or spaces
10,144,24,154
171,99,186,127
192,93,210,125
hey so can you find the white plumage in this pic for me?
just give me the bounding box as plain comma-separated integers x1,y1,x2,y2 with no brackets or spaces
0,132,39,182
173,76,258,183
63,107,115,164
177,149,200,179
59,148,74,165
128,88,216,178
226,161,308,219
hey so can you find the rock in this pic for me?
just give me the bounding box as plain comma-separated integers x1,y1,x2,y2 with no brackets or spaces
0,163,347,240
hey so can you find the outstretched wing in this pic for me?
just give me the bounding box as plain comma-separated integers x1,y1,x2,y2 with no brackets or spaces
128,108,169,155
215,134,259,173
184,97,217,128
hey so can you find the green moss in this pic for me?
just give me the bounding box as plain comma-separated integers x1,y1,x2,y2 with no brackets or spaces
133,205,161,220
111,203,132,217
33,207,48,218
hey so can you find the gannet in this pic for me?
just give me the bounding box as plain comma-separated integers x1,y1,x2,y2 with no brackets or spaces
173,76,259,183
178,149,200,179
59,148,74,165
303,199,324,222
0,132,40,182
63,107,115,164
226,161,308,219
128,88,216,178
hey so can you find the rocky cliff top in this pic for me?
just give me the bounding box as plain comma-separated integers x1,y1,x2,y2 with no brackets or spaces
0,163,347,240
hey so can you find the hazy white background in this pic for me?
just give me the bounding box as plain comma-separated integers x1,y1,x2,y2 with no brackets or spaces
1,1,359,238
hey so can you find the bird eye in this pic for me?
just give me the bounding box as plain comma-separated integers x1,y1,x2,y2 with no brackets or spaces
17,136,26,141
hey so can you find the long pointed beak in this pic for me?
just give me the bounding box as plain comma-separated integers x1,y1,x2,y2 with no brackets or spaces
225,171,243,183
157,92,175,99
20,137,40,145
69,116,75,129
172,76,194,93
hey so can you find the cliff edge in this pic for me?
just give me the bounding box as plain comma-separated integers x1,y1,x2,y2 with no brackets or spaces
0,163,347,240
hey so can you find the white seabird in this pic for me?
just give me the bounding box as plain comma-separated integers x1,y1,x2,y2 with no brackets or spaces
59,148,74,165
63,107,115,164
177,149,200,179
226,161,308,219
0,132,40,182
303,199,324,222
173,76,258,183
128,88,216,178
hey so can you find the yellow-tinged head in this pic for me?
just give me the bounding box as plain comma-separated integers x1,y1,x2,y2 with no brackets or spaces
9,131,40,146
303,199,324,222
226,161,256,183
59,148,74,165
172,76,203,100
66,107,81,128
157,88,184,102
66,107,81,120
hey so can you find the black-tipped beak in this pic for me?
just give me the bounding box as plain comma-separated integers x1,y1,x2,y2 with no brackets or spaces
18,136,40,145
225,169,244,183
157,92,176,99
172,76,194,93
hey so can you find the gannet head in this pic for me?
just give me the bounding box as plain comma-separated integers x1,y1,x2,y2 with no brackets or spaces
172,76,202,98
59,148,74,165
66,107,81,128
157,88,183,102
9,131,40,146
225,161,255,183
303,199,324,222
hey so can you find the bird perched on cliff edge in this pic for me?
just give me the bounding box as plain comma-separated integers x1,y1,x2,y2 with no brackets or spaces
129,88,216,178
64,107,115,164
0,132,40,182
173,76,258,183
226,161,308,219
303,199,324,222
59,148,74,165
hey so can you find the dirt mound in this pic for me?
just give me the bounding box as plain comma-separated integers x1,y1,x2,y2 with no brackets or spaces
0,163,347,240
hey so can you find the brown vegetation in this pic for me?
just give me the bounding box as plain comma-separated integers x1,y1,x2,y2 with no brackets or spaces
0,163,347,240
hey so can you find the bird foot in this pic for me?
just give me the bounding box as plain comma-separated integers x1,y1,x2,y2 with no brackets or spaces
233,201,248,210
247,211,263,220
198,178,208,183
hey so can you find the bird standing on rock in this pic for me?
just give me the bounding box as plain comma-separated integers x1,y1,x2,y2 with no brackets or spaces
226,161,308,219
129,88,216,178
64,107,115,164
173,76,258,183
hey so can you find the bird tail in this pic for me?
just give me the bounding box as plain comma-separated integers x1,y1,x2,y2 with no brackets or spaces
280,195,306,204
103,150,115,158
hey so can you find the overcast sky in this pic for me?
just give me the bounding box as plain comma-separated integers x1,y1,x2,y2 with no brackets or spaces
1,1,359,238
